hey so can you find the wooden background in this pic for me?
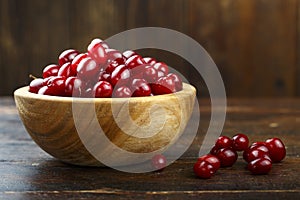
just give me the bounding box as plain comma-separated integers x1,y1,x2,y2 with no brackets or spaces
0,0,299,97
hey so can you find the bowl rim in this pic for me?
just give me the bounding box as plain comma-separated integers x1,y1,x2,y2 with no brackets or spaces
14,83,196,103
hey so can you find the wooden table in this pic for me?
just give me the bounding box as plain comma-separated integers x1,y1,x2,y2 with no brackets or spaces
0,97,299,199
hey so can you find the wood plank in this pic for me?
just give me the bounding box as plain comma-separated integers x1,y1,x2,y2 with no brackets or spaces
188,0,298,97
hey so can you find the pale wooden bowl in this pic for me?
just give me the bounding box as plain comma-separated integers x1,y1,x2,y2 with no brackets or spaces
14,83,196,167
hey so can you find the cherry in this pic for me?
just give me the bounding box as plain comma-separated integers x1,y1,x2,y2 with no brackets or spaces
167,73,183,91
58,62,76,77
98,71,111,82
151,76,176,95
232,133,249,151
65,77,84,97
110,64,130,86
71,53,88,75
153,62,169,75
248,158,272,175
122,50,137,59
215,136,233,149
87,39,108,65
210,145,219,155
42,64,60,78
113,86,132,98
243,142,269,162
38,86,56,96
265,138,286,163
58,49,79,66
216,147,238,167
143,57,157,65
143,65,159,83
246,149,271,163
93,81,113,98
76,57,100,81
151,154,167,171
193,160,215,179
105,61,119,74
197,154,220,172
46,76,66,96
130,78,151,97
29,78,44,94
105,49,125,65
125,55,145,69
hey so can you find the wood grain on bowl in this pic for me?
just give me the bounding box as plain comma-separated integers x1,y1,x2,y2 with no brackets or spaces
14,83,196,166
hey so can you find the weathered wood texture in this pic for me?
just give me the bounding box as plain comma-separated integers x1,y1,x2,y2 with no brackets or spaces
0,0,299,97
0,97,300,199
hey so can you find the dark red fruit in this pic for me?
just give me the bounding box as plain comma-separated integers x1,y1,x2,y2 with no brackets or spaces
58,62,76,77
77,57,100,81
197,154,220,172
143,57,157,65
243,142,270,162
105,48,125,65
42,64,60,78
151,154,167,171
246,149,271,163
46,76,66,96
151,76,176,95
130,78,151,97
193,160,215,179
93,81,113,98
232,133,249,151
248,158,272,175
215,136,233,149
87,39,108,65
122,50,137,59
210,145,219,155
65,77,84,97
58,49,79,66
167,73,183,91
153,62,169,75
143,65,159,83
29,78,44,94
216,147,238,167
113,86,132,98
38,86,56,96
71,53,88,75
125,55,145,69
265,138,286,163
110,64,130,86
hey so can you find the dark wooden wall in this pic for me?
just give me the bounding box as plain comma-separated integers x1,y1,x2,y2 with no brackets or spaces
0,0,299,97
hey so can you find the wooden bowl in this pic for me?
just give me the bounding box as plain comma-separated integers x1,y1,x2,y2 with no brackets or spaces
14,83,196,167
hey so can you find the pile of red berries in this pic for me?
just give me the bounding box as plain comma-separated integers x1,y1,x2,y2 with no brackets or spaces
193,133,286,178
29,38,183,98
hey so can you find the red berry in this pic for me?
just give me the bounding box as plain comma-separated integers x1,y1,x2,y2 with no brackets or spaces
248,158,272,175
246,149,271,163
193,160,215,179
98,71,111,82
105,48,125,65
65,77,84,97
210,145,219,155
167,73,183,91
151,76,176,95
110,64,131,86
77,57,100,81
71,53,88,75
130,78,151,97
29,78,44,94
243,142,269,162
42,64,60,78
216,147,238,167
153,62,169,75
122,50,137,59
87,39,108,65
232,133,249,151
215,136,233,149
143,65,159,83
38,86,56,96
197,154,220,172
125,55,145,69
58,49,79,66
113,86,132,98
151,154,167,171
46,76,66,96
58,62,76,77
143,57,157,65
265,138,286,163
93,81,113,98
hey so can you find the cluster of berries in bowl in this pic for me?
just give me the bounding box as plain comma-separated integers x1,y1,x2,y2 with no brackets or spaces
193,134,286,178
29,38,183,98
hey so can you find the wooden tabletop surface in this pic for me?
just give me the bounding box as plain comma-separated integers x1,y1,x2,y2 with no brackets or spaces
0,97,299,199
